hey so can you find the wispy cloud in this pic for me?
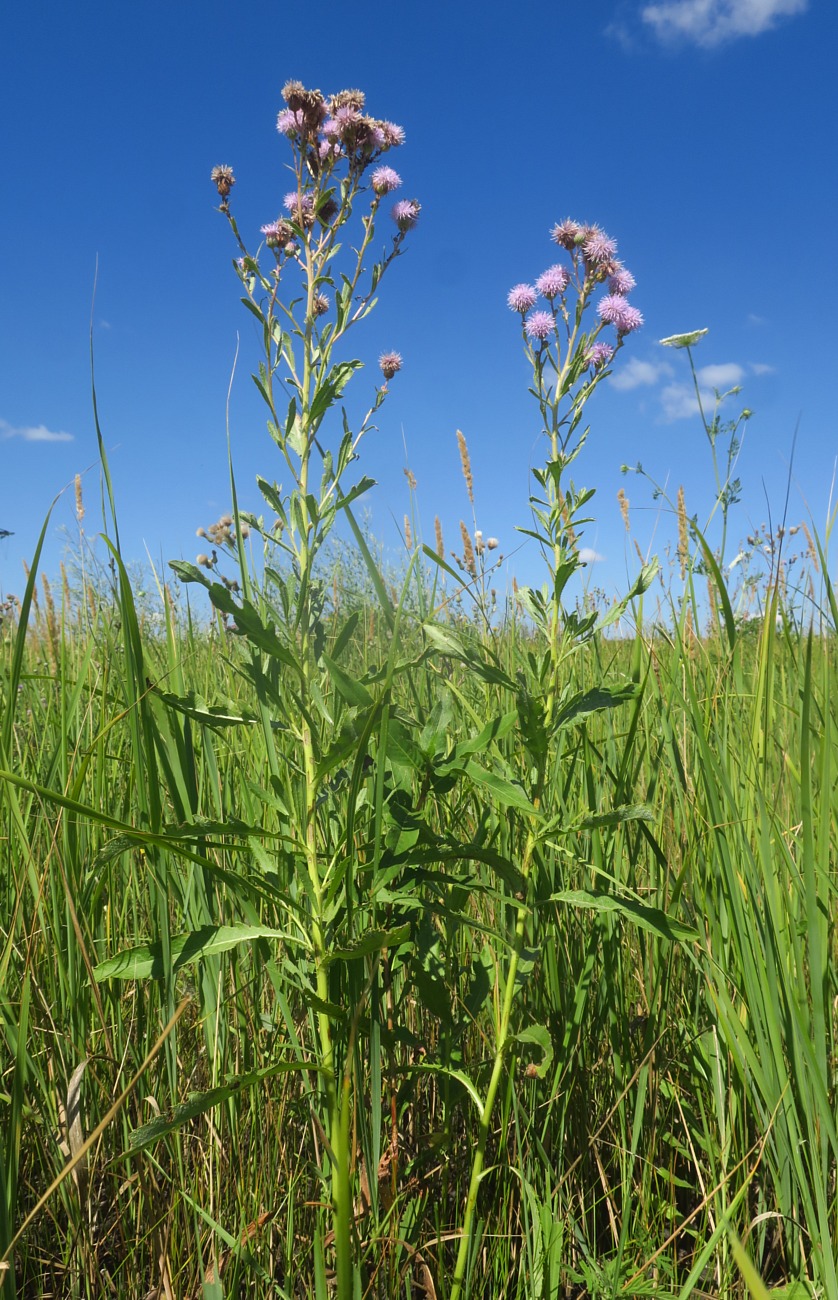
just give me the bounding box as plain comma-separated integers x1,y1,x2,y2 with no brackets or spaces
660,383,705,420
579,547,605,563
610,357,674,391
641,0,808,46
0,418,73,443
696,362,745,388
750,361,774,375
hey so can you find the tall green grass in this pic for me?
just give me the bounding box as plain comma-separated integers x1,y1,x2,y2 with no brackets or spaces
1,528,835,1297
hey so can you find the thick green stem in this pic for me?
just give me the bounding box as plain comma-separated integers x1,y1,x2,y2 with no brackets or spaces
449,822,539,1300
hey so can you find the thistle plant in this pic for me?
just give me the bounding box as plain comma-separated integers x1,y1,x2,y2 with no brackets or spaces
447,221,656,1300
179,81,418,1295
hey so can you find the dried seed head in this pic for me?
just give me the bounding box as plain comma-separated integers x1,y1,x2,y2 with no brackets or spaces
210,165,236,199
434,515,445,560
800,521,819,570
196,553,212,568
677,485,689,580
403,515,413,550
196,527,207,538
617,487,630,531
487,537,499,550
456,430,474,506
403,467,417,491
330,88,366,114
74,473,84,523
460,521,476,578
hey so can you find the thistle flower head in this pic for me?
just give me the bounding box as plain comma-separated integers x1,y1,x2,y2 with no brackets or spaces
525,311,555,341
210,165,235,198
586,342,615,370
280,82,326,128
392,198,420,231
615,305,644,335
276,107,305,137
608,265,636,296
329,88,366,113
507,283,537,313
583,228,618,265
312,292,330,317
379,351,403,380
371,165,402,195
283,191,316,226
535,265,570,300
597,294,644,334
261,219,294,247
551,218,584,250
381,121,406,147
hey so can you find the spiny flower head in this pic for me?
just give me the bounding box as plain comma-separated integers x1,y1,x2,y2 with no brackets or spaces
210,165,235,198
280,81,326,128
508,283,537,313
551,218,584,250
283,191,316,225
371,165,402,195
597,294,644,335
261,220,287,247
277,108,305,137
329,88,366,114
583,228,618,265
525,311,555,341
536,265,570,299
379,351,403,380
608,266,636,296
381,121,405,147
392,199,420,231
586,342,615,369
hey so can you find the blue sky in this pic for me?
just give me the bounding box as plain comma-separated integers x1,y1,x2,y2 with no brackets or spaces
2,0,836,609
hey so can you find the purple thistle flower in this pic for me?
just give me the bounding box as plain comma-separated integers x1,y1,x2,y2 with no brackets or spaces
392,199,420,231
283,191,315,224
525,311,555,341
535,265,570,300
381,121,405,147
608,266,636,296
597,295,644,334
507,283,537,313
615,305,644,335
319,139,341,161
551,219,584,250
277,108,305,137
583,229,618,265
371,166,402,196
322,117,341,140
379,351,403,380
586,342,615,369
336,104,362,127
261,221,282,247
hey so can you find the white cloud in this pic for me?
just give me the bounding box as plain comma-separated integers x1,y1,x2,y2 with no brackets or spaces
696,362,745,388
747,313,767,326
750,362,774,375
610,357,674,391
579,547,605,563
641,0,808,46
660,383,704,420
0,418,73,443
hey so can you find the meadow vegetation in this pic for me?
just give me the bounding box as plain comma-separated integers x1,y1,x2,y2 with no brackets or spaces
1,82,836,1299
